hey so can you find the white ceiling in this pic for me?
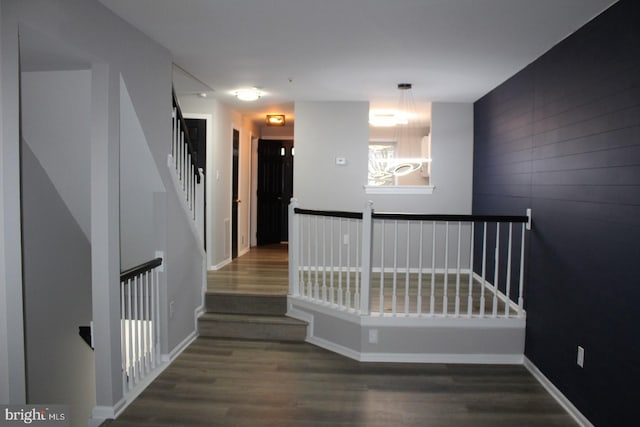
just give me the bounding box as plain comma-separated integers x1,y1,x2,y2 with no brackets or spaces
98,0,617,125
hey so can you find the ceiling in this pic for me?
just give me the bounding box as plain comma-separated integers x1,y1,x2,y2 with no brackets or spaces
98,0,617,126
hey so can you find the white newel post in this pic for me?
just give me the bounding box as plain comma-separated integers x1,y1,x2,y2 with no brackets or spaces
289,199,300,296
360,202,374,316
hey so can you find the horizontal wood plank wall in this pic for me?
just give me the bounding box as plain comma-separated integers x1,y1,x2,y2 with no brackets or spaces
473,1,640,426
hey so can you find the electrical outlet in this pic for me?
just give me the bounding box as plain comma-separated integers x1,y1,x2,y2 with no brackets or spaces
577,345,585,368
369,329,378,344
169,300,175,319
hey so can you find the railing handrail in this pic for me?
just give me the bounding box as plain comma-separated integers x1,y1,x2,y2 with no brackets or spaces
294,207,363,220
372,212,529,223
294,208,528,224
120,257,163,282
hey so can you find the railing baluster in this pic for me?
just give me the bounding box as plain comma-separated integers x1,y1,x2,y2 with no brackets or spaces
120,280,127,393
346,220,351,310
505,223,513,318
354,221,361,312
518,223,526,316
480,222,487,317
443,222,449,316
379,220,385,315
492,223,500,318
307,215,312,298
417,221,424,316
330,217,335,305
467,222,475,318
338,219,343,307
404,220,410,316
322,217,327,303
430,221,436,316
392,220,398,316
127,278,134,388
455,221,462,317
314,216,319,301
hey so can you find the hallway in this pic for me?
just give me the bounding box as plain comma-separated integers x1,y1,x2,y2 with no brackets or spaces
207,244,288,295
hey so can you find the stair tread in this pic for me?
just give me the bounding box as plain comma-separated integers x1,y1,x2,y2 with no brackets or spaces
200,313,307,326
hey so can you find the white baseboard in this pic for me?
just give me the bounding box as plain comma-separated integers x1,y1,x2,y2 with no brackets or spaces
90,330,199,425
524,357,594,427
210,257,231,271
359,352,523,364
307,335,362,361
162,330,198,362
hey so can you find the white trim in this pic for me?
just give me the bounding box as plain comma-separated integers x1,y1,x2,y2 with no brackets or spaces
90,399,126,425
524,357,594,427
307,335,362,361
306,324,524,365
288,295,526,327
364,185,435,195
210,257,231,271
359,352,524,364
162,329,198,363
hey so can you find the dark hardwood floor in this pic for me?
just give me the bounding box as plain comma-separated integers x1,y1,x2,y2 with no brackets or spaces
107,338,576,427
107,245,576,426
207,244,289,295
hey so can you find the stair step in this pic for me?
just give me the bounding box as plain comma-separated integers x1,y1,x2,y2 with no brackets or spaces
205,292,287,316
199,313,307,342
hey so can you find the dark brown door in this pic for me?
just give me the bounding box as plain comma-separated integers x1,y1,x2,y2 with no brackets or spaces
257,140,293,245
185,118,206,250
232,129,239,258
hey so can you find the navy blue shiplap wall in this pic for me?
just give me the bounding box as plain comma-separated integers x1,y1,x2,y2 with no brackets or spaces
473,1,639,425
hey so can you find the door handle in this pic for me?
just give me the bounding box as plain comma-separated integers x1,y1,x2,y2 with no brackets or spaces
235,199,242,203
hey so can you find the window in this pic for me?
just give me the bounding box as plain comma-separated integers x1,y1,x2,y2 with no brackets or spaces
366,134,432,194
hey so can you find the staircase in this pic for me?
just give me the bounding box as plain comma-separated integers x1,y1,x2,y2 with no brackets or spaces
199,292,308,342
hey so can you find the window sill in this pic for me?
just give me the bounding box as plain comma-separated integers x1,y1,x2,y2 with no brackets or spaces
364,185,435,195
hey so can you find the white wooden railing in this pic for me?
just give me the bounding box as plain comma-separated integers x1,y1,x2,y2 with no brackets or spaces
169,92,204,244
120,257,163,394
289,200,531,319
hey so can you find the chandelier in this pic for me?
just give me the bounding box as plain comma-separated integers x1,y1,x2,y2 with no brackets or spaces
368,83,431,186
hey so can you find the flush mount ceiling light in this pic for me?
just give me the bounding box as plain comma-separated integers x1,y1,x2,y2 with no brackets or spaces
234,88,262,101
266,114,285,126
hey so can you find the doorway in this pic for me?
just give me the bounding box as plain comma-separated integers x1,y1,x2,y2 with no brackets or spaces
185,117,207,250
256,139,294,245
232,129,240,258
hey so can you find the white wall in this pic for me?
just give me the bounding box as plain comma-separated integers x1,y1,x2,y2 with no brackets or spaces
21,70,92,239
120,76,165,270
0,0,27,405
293,101,473,215
367,102,474,214
294,101,370,211
21,142,96,427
